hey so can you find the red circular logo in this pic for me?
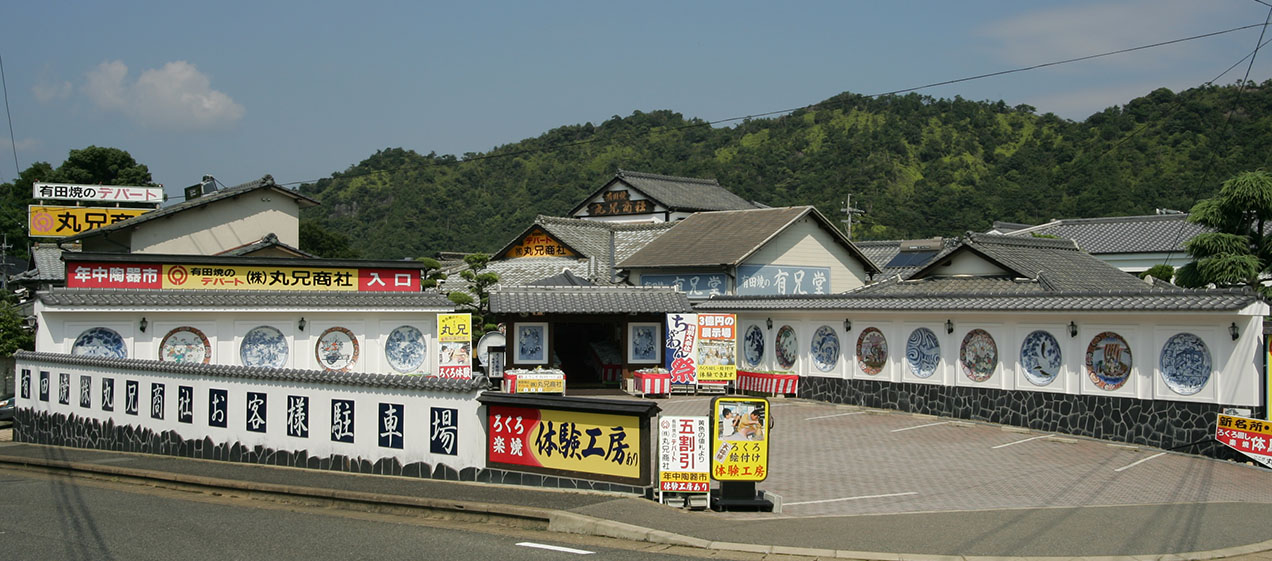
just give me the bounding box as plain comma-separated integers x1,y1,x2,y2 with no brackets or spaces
167,265,189,286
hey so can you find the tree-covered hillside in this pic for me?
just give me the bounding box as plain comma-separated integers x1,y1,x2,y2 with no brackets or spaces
300,82,1272,259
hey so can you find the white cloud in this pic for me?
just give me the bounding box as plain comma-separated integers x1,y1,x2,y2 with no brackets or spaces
32,80,71,103
0,137,39,151
1024,81,1187,120
979,1,1218,67
83,60,244,130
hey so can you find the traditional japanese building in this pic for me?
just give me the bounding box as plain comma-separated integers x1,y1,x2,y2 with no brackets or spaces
988,213,1206,273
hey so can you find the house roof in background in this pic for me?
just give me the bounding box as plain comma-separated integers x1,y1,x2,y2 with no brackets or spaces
998,214,1207,254
491,286,692,314
618,206,881,274
10,244,67,283
568,169,759,216
217,233,314,258
692,287,1258,313
37,287,455,310
855,238,959,279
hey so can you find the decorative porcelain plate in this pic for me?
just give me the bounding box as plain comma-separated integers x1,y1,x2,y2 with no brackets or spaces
240,326,288,368
743,325,765,367
905,327,940,378
856,327,888,375
159,326,211,364
960,329,998,382
1159,332,1211,396
72,327,127,359
810,325,840,372
1019,330,1061,386
1086,331,1132,390
775,325,798,370
316,326,359,372
385,325,426,373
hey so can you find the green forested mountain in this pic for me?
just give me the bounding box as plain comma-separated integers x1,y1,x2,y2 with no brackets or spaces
299,82,1272,259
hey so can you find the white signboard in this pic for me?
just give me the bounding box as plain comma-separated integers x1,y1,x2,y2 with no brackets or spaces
34,182,164,204
658,415,710,493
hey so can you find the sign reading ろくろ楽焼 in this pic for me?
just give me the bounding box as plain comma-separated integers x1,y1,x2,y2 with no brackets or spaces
29,205,150,238
711,396,770,481
659,416,710,493
437,313,472,379
66,262,423,292
1215,413,1272,468
33,182,164,203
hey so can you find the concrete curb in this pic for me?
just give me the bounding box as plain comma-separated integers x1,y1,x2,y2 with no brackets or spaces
3,452,1270,561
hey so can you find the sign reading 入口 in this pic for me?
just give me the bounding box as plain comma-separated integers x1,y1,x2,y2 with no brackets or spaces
1215,412,1272,468
711,396,770,482
66,262,424,292
658,416,709,493
29,205,150,238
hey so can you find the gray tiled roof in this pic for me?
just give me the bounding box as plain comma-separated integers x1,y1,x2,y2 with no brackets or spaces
38,287,455,310
481,257,596,288
60,175,320,243
853,275,1047,296
916,232,1153,292
855,238,959,279
15,350,487,392
618,206,881,274
569,170,759,216
1001,214,1208,254
491,286,692,314
218,233,314,258
484,217,675,288
11,244,70,282
692,288,1259,313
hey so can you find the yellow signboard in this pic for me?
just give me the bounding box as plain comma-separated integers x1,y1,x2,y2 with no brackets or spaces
162,264,360,290
514,373,565,393
438,313,473,379
29,205,150,237
711,396,769,481
506,229,575,258
488,405,641,480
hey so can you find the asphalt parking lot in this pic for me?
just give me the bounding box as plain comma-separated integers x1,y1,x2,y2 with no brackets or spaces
655,395,1272,517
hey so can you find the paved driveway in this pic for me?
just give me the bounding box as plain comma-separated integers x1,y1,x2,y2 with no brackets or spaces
653,396,1272,517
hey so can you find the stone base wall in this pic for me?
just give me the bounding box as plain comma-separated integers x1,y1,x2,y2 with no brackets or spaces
799,377,1264,461
13,408,646,495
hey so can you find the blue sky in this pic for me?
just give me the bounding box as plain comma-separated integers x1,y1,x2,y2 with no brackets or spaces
2,1,1270,199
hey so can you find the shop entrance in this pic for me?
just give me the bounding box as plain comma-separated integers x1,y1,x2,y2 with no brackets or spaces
553,321,622,387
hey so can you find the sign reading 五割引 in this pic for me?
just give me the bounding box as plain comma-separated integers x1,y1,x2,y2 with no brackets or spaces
66,262,424,292
658,416,710,493
28,205,151,238
33,182,164,203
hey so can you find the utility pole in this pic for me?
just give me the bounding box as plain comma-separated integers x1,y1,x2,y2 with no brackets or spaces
841,195,865,240
1,233,9,292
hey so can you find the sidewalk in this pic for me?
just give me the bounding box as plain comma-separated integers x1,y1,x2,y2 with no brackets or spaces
3,420,1272,560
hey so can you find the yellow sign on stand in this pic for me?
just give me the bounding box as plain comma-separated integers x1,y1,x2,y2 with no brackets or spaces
710,396,770,481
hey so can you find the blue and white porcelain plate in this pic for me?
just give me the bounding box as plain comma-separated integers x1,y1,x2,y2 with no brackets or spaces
72,327,127,359
775,325,798,370
1160,332,1211,396
1019,330,1061,386
386,325,426,373
810,325,840,372
905,327,939,378
240,326,288,368
743,325,764,367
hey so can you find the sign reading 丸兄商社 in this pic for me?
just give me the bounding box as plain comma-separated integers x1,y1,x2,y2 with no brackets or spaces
659,416,710,493
711,396,770,482
437,313,472,380
66,262,424,292
29,205,150,238
1215,412,1272,468
33,182,164,204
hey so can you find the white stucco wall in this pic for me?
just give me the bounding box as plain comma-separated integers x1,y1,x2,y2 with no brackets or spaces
743,216,872,292
131,194,301,254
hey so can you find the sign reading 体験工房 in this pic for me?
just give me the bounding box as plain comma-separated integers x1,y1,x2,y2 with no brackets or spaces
29,205,151,238
485,401,650,486
658,416,710,493
66,262,424,292
711,396,770,481
437,313,472,379
1216,413,1272,468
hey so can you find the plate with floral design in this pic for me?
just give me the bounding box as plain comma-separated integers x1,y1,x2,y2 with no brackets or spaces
386,325,426,373
960,329,997,382
316,326,359,372
775,325,798,370
856,327,888,375
810,325,840,372
159,326,211,364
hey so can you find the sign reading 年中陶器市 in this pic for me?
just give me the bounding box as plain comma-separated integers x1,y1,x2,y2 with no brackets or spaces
66,262,424,292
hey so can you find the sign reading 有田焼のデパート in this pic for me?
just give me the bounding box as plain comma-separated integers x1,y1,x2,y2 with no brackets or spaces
33,182,164,204
65,262,424,292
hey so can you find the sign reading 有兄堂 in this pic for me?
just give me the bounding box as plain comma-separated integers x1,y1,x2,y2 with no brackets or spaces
33,182,164,204
29,205,151,238
711,396,770,482
66,262,424,292
1215,412,1272,468
437,313,473,379
659,416,710,493
736,264,830,296
640,273,729,299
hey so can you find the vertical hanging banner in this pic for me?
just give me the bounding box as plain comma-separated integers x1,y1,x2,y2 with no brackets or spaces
665,313,698,384
658,416,710,493
437,313,472,379
696,314,737,382
711,396,770,481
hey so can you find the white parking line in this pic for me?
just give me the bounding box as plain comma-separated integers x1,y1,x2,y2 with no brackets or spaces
1114,452,1166,472
517,542,594,555
991,434,1052,449
805,411,866,421
891,421,950,433
785,491,918,506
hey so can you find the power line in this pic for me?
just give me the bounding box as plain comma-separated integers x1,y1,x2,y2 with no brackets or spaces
249,21,1268,193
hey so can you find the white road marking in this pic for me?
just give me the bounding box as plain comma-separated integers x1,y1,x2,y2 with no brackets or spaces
991,434,1052,449
785,491,918,506
805,411,866,421
1114,452,1166,472
516,542,595,555
890,421,950,432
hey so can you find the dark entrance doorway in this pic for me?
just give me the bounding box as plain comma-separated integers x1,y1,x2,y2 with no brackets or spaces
553,321,621,386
